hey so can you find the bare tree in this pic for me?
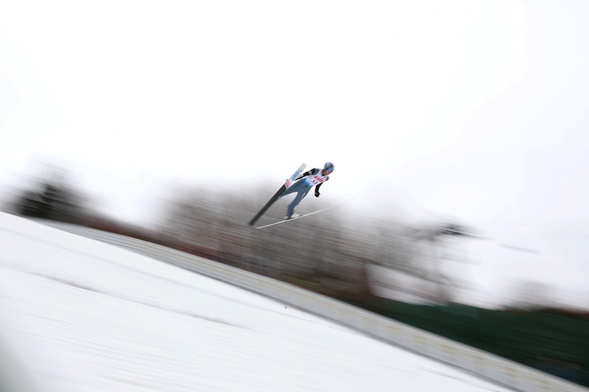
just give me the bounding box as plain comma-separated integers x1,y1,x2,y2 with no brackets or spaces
10,174,92,224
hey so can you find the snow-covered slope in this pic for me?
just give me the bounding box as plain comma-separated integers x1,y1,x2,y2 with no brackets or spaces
0,212,512,391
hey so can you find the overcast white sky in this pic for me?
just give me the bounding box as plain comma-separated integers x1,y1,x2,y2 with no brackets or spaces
1,0,588,231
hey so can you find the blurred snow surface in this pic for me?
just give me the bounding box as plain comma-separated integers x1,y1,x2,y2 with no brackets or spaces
0,212,511,391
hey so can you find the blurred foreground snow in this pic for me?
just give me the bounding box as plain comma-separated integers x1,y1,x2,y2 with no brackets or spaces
0,212,511,391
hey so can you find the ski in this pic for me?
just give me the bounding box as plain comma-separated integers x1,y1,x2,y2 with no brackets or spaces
255,204,340,229
248,163,306,226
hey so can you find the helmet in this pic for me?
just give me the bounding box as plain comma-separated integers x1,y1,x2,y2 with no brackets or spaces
323,162,334,173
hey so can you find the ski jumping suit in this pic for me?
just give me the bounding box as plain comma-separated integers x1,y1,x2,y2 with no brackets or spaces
279,168,329,218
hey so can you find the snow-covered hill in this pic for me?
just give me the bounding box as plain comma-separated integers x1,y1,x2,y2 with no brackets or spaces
0,212,512,391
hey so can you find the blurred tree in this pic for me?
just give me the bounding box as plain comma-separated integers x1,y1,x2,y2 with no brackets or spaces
11,178,91,224
160,184,378,294
159,184,482,301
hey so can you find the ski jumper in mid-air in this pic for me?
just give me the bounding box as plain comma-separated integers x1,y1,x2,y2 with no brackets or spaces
279,162,334,219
